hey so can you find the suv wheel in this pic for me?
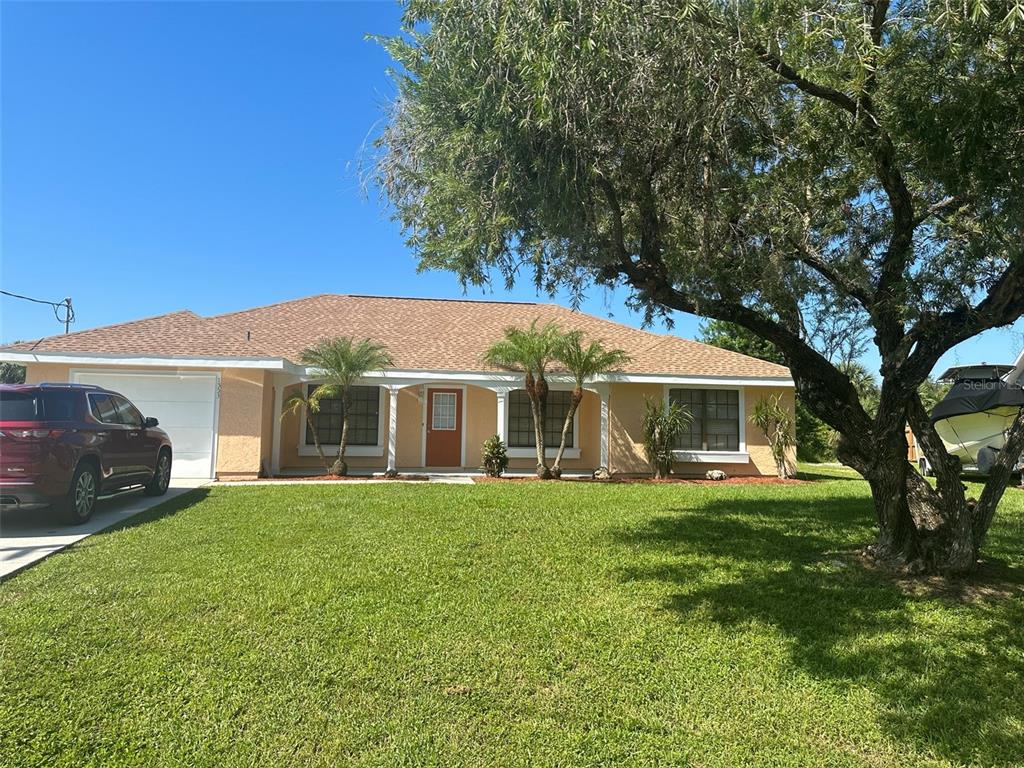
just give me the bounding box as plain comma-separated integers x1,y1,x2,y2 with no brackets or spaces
61,463,98,525
144,450,171,497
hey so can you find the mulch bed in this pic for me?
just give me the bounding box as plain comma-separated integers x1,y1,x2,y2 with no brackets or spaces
226,474,432,482
473,475,808,485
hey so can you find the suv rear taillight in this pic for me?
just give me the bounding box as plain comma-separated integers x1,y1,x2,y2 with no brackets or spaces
0,429,66,439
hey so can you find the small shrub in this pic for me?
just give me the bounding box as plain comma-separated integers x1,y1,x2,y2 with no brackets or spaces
480,435,509,477
641,399,692,479
750,394,796,479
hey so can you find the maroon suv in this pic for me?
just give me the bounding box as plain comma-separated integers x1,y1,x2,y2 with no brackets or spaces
0,383,173,524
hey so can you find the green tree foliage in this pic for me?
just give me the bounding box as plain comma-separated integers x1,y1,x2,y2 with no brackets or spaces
483,320,562,478
299,338,393,476
641,400,692,479
0,362,26,384
750,393,797,479
551,332,629,476
919,378,952,414
378,0,1024,572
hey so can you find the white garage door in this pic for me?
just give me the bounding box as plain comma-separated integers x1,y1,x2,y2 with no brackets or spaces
71,371,219,479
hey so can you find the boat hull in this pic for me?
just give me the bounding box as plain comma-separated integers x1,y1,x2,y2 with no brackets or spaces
934,407,1021,470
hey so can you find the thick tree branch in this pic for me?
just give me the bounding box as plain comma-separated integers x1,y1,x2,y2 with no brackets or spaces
784,237,872,307
904,257,1024,381
752,44,858,114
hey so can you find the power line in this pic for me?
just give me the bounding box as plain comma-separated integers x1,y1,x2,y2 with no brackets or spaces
0,289,75,333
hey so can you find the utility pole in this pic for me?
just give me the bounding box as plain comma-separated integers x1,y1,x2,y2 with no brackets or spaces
63,297,73,334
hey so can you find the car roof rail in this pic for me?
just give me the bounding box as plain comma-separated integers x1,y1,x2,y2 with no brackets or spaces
38,382,103,390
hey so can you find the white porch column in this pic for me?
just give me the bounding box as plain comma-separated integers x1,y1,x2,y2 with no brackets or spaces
386,385,400,476
270,375,284,477
595,384,610,471
495,388,509,442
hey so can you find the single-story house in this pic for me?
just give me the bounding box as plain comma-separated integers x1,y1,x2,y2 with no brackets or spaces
0,294,795,480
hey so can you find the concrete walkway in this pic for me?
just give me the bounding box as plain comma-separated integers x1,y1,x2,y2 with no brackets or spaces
0,480,208,580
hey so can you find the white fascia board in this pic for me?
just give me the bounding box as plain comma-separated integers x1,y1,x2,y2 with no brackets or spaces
300,367,794,388
0,350,301,373
601,373,794,387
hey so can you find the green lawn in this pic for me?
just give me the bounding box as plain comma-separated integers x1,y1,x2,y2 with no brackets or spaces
2,469,1023,767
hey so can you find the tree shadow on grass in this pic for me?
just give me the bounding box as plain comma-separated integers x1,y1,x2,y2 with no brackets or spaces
614,497,1024,766
94,487,212,537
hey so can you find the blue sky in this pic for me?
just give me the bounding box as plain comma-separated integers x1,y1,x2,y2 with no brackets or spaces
2,1,1020,377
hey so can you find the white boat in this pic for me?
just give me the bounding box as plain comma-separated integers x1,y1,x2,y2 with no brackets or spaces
920,352,1024,475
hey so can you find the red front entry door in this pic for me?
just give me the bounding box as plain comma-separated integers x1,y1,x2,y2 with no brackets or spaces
426,388,462,467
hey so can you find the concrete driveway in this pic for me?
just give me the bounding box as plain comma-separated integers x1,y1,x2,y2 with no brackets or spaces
0,480,208,579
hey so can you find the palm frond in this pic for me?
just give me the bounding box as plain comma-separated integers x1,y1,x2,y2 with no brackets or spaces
481,319,562,375
300,337,394,387
556,331,630,385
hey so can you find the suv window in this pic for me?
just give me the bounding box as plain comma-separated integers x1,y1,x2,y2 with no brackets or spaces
110,396,144,428
89,394,119,424
0,390,78,421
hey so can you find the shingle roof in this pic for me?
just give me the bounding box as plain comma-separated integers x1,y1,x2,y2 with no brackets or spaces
4,294,791,379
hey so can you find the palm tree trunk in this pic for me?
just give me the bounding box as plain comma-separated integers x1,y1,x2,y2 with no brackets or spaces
552,387,583,477
530,396,549,477
334,390,350,476
306,412,330,474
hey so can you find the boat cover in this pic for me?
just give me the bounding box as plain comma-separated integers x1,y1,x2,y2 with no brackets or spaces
931,380,1024,423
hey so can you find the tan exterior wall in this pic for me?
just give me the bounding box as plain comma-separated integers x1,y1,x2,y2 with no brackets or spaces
463,386,495,469
23,363,72,384
607,383,796,477
215,368,268,480
608,383,664,475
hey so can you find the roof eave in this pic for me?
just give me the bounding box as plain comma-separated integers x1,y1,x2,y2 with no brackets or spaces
0,349,303,373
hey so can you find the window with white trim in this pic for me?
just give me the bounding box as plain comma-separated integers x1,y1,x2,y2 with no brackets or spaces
305,384,380,446
507,389,573,448
668,389,740,451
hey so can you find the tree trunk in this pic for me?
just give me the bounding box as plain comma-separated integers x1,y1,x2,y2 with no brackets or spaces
306,412,330,474
525,372,551,478
551,387,583,478
333,390,350,477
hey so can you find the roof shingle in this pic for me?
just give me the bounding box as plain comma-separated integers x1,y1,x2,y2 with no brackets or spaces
4,294,791,379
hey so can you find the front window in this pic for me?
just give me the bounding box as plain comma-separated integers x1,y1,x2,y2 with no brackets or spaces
88,394,119,424
305,385,380,446
507,389,573,448
110,396,143,428
668,389,740,451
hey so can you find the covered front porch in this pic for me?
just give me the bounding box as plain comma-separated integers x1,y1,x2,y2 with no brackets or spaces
269,373,609,476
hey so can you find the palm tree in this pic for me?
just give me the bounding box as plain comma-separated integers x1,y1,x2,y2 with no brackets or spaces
300,337,393,476
551,332,630,477
482,320,562,478
281,386,331,474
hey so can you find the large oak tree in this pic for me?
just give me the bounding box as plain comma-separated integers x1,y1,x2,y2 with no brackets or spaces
378,0,1024,573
